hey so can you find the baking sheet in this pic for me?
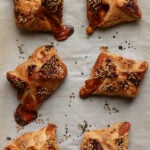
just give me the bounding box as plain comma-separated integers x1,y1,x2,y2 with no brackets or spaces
0,0,150,149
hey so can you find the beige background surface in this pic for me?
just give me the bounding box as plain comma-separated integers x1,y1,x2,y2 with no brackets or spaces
0,0,150,149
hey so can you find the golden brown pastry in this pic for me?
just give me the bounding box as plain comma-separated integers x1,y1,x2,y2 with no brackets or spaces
80,47,148,98
81,122,130,150
4,124,59,150
14,0,74,41
7,45,67,125
86,0,142,35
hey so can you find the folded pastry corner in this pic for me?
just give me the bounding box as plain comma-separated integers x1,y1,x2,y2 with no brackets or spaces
7,45,67,126
4,124,59,150
81,122,130,150
14,0,74,41
86,0,142,35
80,47,148,98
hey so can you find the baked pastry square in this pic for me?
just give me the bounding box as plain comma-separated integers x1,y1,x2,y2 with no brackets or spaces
4,124,59,150
80,47,148,98
86,0,142,35
14,0,74,41
81,122,130,150
7,45,67,125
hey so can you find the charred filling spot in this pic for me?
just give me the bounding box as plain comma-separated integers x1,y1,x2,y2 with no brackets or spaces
15,104,37,126
8,77,27,95
45,45,54,51
87,139,103,150
39,55,62,80
27,65,37,76
100,4,109,12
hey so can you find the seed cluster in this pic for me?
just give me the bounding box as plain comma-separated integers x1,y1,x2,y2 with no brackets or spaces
125,72,143,87
87,0,102,10
9,77,27,95
94,66,105,78
105,58,118,78
119,80,130,89
115,137,126,150
46,137,56,150
102,84,118,92
94,58,118,79
15,8,29,24
39,55,64,80
42,0,62,13
36,87,52,100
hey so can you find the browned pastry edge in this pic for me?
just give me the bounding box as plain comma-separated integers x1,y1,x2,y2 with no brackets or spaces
4,124,59,150
80,47,148,98
81,122,130,150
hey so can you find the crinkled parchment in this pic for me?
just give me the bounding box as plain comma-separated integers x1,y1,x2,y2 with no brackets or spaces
0,0,150,149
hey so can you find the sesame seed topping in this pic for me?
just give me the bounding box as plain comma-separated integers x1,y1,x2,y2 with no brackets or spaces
39,55,65,80
94,66,106,78
15,9,29,24
102,84,118,92
42,0,62,13
119,80,130,89
87,0,102,10
105,58,118,78
36,87,52,100
125,72,143,87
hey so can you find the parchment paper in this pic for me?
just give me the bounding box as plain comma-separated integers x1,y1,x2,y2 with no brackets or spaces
0,0,150,149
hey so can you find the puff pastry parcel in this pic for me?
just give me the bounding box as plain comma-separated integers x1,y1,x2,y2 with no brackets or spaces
7,45,67,126
86,0,142,34
81,122,130,150
4,124,59,150
14,0,74,41
80,47,148,98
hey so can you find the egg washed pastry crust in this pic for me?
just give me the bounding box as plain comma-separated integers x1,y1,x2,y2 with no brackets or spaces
80,47,148,98
86,0,142,35
4,124,59,150
81,122,130,150
14,0,74,41
6,45,67,126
